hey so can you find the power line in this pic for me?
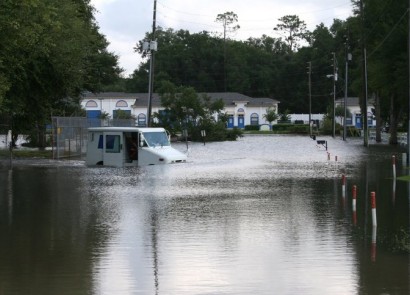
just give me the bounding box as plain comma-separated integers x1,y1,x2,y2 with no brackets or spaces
156,0,353,37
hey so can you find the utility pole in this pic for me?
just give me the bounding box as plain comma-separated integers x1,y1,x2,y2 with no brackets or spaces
146,0,157,127
307,61,312,136
332,52,337,138
360,0,369,146
344,35,352,141
407,0,410,164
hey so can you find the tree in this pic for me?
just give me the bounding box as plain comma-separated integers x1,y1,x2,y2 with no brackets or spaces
155,81,241,141
126,6,408,147
350,0,408,144
263,107,279,130
215,12,240,92
274,15,310,52
215,11,240,41
335,104,352,129
0,0,122,147
279,109,291,122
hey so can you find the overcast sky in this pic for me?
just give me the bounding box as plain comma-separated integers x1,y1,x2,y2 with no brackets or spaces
90,0,353,76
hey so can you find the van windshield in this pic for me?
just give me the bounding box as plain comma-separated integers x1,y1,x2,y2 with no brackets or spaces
142,131,170,147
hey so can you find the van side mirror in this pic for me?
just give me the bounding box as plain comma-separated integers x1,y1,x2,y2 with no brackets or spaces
139,134,145,147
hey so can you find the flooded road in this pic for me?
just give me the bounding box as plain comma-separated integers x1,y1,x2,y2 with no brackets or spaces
0,135,409,295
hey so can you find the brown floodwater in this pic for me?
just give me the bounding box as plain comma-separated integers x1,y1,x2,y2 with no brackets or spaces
0,135,409,295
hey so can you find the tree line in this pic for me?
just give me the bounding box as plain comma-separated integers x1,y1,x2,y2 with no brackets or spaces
0,0,121,146
0,0,408,146
113,0,406,144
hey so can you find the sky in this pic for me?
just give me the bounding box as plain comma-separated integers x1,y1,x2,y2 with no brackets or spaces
90,0,353,77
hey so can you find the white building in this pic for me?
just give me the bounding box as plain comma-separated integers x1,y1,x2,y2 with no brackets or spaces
335,97,375,128
81,92,280,129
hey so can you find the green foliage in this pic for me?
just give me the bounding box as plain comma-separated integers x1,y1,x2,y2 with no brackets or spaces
263,107,279,125
0,0,122,147
155,81,241,141
271,124,293,131
288,125,309,133
114,109,135,120
121,2,410,140
270,123,308,134
245,125,260,131
215,11,240,40
274,15,310,52
320,117,333,135
99,111,110,119
335,105,352,118
279,109,291,122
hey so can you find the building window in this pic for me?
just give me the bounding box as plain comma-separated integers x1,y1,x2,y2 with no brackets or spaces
116,100,128,107
250,113,259,125
113,109,131,119
138,113,146,126
85,100,98,107
237,108,245,113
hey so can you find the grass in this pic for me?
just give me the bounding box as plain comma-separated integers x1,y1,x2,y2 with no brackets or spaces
0,148,53,159
397,175,410,182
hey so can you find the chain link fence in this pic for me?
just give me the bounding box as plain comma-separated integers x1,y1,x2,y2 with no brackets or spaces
52,117,135,159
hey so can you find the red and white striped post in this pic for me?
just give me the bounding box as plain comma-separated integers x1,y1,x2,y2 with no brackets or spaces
392,155,396,180
371,192,377,227
352,185,357,225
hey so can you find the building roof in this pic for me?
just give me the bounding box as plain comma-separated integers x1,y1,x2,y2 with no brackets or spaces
83,92,280,108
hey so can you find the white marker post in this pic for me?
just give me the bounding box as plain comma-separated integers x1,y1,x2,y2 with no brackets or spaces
371,192,377,227
341,174,346,198
352,185,357,225
392,155,396,180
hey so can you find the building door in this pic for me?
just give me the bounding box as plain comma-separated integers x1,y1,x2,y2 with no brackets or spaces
227,115,234,128
355,114,362,129
103,132,123,167
238,115,245,129
367,112,373,126
87,110,101,127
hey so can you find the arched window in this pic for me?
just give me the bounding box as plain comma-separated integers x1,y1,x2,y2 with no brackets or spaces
85,100,98,107
237,108,245,113
138,113,146,126
250,113,259,125
116,100,128,107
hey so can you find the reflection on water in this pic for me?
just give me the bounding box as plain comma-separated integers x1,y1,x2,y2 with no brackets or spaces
0,135,408,295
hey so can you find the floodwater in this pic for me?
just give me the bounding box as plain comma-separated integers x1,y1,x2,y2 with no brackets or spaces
0,135,409,295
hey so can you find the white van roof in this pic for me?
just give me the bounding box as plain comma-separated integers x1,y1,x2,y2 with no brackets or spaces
87,127,166,133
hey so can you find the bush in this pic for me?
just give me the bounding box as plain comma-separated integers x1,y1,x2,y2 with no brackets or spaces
271,123,293,131
245,125,259,131
269,123,308,134
226,128,243,140
289,125,309,133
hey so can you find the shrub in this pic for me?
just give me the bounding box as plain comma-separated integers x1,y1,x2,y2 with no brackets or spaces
245,125,259,131
289,125,309,133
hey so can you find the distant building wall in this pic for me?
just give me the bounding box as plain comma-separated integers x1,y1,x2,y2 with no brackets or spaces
289,114,325,124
